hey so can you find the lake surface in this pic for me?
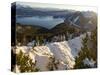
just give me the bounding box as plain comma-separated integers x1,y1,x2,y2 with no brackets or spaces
16,16,64,29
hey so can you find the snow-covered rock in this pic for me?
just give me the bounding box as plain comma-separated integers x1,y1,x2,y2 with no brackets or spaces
35,54,50,71
68,34,84,57
34,46,53,56
15,46,32,54
28,51,35,63
15,33,93,71
46,41,75,69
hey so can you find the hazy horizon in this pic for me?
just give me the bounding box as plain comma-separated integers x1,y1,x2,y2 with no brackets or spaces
16,1,97,13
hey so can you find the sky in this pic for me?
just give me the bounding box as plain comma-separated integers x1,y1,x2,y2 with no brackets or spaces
16,2,97,12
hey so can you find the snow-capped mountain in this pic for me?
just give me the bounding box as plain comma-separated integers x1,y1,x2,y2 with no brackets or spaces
64,11,97,31
12,3,97,30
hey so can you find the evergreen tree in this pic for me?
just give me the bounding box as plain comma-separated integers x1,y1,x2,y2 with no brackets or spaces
74,33,91,69
74,30,97,68
90,28,97,66
35,36,39,46
16,51,39,72
47,57,59,70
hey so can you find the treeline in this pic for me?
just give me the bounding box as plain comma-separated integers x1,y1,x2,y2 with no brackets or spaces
16,23,82,46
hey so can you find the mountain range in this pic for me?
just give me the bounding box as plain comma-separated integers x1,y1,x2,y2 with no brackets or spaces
11,3,97,30
12,3,97,45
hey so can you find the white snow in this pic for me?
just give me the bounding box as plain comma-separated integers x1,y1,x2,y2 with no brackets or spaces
68,34,85,57
46,41,75,69
35,54,50,71
27,40,35,47
28,51,35,63
83,58,95,67
73,16,79,23
15,46,32,54
57,61,67,70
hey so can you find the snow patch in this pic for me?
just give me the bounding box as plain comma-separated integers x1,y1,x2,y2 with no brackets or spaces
83,58,95,67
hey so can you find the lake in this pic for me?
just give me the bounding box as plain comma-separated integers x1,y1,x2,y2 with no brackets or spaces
16,16,64,29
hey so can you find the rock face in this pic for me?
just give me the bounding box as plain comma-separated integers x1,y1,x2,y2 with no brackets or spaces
15,33,87,72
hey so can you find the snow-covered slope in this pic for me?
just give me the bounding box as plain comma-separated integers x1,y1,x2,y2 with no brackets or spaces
15,33,89,72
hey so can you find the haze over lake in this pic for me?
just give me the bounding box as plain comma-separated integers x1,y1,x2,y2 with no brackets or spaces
16,16,64,29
